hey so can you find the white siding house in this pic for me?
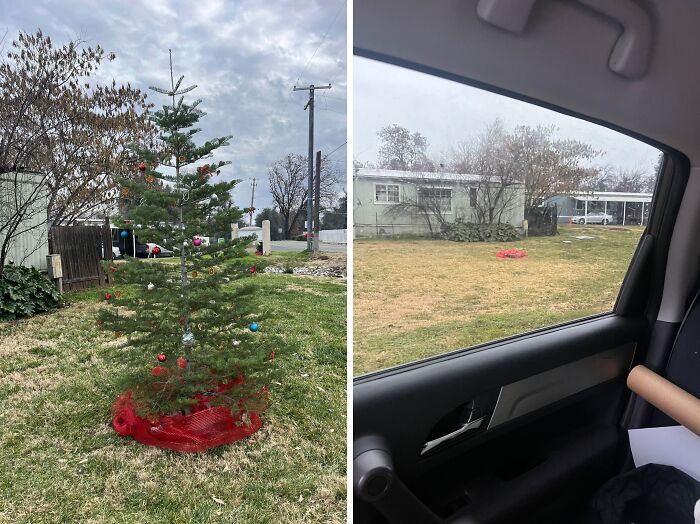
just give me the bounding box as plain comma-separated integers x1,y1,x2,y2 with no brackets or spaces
0,172,49,271
353,168,525,237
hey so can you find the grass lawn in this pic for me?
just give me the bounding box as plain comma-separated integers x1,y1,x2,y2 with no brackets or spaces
0,273,346,523
354,225,644,375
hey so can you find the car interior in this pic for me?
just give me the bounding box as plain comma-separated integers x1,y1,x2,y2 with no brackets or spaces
353,0,700,522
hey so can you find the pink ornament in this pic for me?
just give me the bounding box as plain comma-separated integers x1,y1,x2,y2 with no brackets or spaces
193,238,202,247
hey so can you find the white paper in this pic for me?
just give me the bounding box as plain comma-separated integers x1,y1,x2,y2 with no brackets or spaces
629,425,700,482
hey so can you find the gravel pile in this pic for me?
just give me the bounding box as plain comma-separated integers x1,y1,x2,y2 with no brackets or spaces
263,266,286,274
263,264,345,278
292,265,346,278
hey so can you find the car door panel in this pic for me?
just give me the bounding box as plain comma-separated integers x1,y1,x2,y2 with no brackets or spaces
354,315,645,523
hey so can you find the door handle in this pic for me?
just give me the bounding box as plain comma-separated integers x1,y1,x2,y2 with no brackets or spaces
421,416,485,455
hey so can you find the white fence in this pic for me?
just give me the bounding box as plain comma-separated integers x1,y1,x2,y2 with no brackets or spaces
0,172,49,271
319,229,347,244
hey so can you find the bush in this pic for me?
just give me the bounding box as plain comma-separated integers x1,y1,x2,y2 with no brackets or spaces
0,265,62,320
441,221,521,243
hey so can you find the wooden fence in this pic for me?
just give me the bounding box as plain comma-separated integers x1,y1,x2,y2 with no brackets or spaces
49,224,112,292
526,203,558,237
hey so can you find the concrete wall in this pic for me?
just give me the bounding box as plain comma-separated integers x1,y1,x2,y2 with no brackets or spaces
238,226,263,241
319,229,347,244
354,176,525,237
0,172,49,271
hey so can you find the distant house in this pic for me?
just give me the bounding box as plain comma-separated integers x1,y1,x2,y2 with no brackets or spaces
353,168,525,237
547,191,653,225
0,172,49,271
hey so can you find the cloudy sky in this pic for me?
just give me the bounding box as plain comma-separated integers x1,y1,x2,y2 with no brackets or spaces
354,57,661,176
1,0,347,212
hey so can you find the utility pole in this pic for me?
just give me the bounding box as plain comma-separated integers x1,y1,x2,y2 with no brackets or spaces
249,177,256,226
293,83,331,251
313,150,321,253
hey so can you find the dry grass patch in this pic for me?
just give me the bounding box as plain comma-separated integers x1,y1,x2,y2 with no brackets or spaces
354,225,644,374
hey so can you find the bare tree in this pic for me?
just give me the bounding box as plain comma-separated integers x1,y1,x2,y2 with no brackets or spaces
449,120,523,224
450,120,600,221
591,165,655,193
385,176,454,235
507,124,600,211
377,124,435,172
0,30,152,273
267,153,339,239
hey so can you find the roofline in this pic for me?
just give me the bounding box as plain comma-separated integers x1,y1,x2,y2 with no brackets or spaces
354,168,524,185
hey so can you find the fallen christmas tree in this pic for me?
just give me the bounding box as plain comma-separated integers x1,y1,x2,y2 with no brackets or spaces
98,52,273,452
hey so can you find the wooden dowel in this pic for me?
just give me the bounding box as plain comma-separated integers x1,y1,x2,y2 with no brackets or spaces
628,365,700,437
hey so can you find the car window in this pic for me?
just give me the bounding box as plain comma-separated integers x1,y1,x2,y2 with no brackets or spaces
353,56,662,375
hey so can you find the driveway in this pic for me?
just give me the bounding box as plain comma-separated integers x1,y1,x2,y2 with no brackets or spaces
270,240,346,253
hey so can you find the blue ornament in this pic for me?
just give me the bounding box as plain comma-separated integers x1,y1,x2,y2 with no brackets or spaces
120,230,128,238
248,322,258,332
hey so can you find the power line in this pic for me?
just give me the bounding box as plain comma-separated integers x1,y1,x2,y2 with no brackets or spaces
294,0,346,87
317,106,345,115
325,141,347,158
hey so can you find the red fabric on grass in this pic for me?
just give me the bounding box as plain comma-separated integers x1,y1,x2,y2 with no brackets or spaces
111,376,264,452
496,249,527,259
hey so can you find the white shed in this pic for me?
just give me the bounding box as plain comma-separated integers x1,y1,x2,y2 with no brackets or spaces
0,172,49,271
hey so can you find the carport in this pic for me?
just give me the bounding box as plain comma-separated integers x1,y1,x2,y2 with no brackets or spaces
575,191,653,225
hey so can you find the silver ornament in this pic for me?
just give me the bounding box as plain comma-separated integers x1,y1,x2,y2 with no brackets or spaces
182,330,195,347
147,282,155,291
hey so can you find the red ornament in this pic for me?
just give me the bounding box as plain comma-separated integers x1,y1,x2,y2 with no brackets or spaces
152,246,161,255
104,292,112,301
157,354,167,362
177,357,187,369
151,366,168,377
138,162,146,172
250,263,257,274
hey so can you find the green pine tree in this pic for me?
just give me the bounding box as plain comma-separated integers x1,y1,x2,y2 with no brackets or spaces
99,52,271,418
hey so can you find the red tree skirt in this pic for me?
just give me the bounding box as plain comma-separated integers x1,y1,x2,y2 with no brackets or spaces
496,249,527,259
111,377,264,452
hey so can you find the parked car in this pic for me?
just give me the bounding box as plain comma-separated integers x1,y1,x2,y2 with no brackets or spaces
135,242,174,258
147,243,173,258
577,211,615,225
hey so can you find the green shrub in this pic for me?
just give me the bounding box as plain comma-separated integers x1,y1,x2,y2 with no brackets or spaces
0,265,62,320
441,221,521,242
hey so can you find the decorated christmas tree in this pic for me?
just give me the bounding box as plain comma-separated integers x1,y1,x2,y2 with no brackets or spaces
99,52,272,452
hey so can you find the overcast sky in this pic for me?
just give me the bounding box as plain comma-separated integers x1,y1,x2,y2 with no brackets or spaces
354,57,661,176
1,0,347,213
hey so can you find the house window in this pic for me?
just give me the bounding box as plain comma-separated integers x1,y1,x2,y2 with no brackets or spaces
419,187,452,213
375,183,399,203
469,187,477,207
